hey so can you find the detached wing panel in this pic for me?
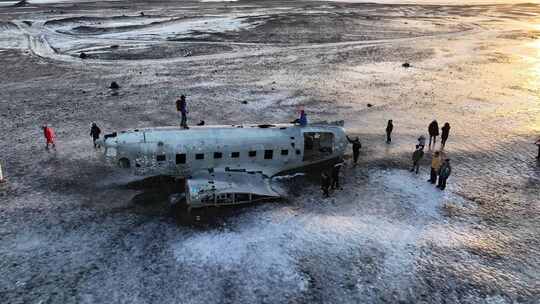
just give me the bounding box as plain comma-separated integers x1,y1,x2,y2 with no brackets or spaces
186,170,283,209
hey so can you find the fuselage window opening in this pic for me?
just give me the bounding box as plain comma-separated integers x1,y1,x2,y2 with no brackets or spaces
201,194,215,204
264,150,274,160
303,132,334,161
249,151,257,157
281,149,289,156
231,152,240,158
176,153,186,164
235,193,250,202
195,153,205,160
216,193,233,204
214,152,223,159
156,155,166,162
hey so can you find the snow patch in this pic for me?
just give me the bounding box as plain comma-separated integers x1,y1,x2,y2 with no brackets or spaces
171,169,461,298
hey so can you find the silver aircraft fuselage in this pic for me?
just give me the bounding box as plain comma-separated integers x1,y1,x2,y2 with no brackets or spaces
100,123,348,177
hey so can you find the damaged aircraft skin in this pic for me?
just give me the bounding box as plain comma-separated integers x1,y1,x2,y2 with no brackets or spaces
99,122,347,209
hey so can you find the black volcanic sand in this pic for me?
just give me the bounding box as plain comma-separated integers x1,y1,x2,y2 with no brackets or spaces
0,1,539,303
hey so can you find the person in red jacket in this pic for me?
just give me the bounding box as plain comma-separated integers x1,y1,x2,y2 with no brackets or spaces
42,125,56,151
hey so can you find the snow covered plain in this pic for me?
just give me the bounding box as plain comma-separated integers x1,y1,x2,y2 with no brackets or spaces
0,0,539,303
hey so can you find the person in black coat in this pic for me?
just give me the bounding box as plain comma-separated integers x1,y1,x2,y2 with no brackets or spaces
321,172,331,197
386,120,393,144
428,120,439,148
90,123,101,148
536,139,540,160
410,145,424,174
346,136,361,165
441,122,451,148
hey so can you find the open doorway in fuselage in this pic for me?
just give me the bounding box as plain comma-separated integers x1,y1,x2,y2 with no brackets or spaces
303,132,334,162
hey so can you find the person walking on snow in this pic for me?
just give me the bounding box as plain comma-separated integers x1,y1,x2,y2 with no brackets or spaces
321,172,331,198
42,125,56,151
535,138,540,159
386,120,393,144
429,151,442,184
176,95,188,129
346,136,361,165
441,122,451,148
90,123,101,148
410,145,424,174
418,135,426,149
331,161,343,190
437,159,452,190
428,120,439,148
0,161,6,183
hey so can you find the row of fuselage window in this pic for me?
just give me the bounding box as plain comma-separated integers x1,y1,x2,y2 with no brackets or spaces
156,148,302,164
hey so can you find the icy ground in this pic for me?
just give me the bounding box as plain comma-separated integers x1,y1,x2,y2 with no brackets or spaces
0,0,539,303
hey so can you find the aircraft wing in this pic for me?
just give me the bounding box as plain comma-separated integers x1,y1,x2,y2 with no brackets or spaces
185,170,284,209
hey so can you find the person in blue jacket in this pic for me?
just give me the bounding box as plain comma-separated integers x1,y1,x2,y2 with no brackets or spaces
292,110,308,126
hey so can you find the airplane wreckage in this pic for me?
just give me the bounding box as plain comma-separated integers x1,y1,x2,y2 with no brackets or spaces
99,122,348,211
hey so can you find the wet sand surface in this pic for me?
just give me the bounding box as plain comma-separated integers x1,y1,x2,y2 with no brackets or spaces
0,1,539,303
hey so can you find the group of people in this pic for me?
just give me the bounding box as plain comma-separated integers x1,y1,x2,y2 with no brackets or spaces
427,120,451,149
36,100,540,198
40,122,102,152
320,135,362,197
410,120,453,190
385,119,451,149
428,151,452,190
176,95,189,129
323,119,456,197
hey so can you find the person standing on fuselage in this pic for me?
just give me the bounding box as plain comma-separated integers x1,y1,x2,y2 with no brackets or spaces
428,120,439,148
176,95,188,129
292,110,308,126
386,120,393,144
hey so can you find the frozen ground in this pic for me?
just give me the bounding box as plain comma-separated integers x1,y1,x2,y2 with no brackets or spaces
0,0,539,303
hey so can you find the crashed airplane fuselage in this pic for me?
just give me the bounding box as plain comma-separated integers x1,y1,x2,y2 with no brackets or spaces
100,123,347,208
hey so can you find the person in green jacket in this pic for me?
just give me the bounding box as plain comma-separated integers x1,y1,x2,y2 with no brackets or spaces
437,159,452,190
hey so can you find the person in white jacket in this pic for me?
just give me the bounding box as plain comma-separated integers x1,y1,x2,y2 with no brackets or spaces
0,162,5,183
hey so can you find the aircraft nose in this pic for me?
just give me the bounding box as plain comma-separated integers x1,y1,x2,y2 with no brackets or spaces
95,138,105,148
96,136,117,150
